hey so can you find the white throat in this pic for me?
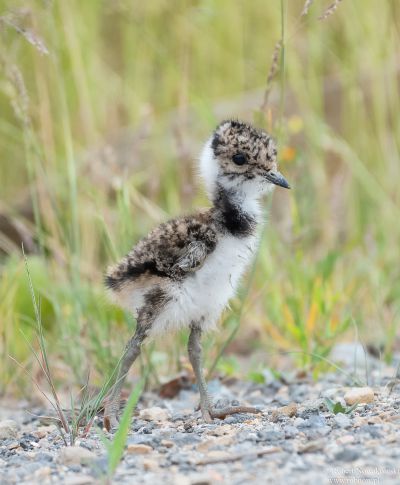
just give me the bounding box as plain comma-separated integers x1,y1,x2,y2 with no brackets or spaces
199,137,218,199
199,137,269,222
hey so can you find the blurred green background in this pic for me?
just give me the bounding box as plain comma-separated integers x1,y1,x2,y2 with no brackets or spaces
0,0,399,397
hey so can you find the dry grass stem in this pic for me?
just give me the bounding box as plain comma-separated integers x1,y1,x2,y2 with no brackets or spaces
0,13,49,55
261,40,282,112
318,0,343,21
301,0,314,16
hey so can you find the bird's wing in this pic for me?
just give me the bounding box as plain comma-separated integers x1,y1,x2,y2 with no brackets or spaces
117,212,218,281
171,240,210,275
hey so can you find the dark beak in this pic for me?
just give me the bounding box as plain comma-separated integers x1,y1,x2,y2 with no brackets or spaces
265,170,291,189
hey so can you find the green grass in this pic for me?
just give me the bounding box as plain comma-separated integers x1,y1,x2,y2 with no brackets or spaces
98,379,144,481
0,0,399,396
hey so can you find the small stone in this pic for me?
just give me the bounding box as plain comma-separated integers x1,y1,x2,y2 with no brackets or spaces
293,417,305,427
35,452,53,462
127,444,153,454
385,434,398,443
139,407,170,422
197,435,235,452
334,413,351,429
306,414,327,428
222,416,243,425
37,424,57,434
143,458,159,471
334,447,361,462
34,430,47,440
271,403,298,422
344,387,374,405
64,475,94,485
183,422,194,432
7,441,19,450
336,434,355,445
57,446,96,466
284,425,299,439
202,450,231,461
160,439,174,448
257,429,285,442
0,420,20,439
206,425,232,437
33,466,52,478
353,415,381,427
359,424,382,439
298,439,325,454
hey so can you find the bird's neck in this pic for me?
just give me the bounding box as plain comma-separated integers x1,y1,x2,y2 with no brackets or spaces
211,182,262,237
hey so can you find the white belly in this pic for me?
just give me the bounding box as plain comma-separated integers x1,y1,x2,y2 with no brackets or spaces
150,233,259,336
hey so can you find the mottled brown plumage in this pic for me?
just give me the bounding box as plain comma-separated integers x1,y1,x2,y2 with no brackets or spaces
103,119,290,428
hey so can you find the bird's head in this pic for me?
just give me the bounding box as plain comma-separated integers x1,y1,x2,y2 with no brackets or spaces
199,119,290,201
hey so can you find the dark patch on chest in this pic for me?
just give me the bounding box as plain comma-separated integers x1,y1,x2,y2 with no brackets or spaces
213,186,256,238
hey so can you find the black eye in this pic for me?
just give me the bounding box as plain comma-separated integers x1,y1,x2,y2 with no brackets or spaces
232,153,247,166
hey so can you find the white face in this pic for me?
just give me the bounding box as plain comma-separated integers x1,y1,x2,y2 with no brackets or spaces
199,121,290,200
218,167,276,198
199,138,218,198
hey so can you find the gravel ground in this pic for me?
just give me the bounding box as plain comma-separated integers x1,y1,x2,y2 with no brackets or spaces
1,344,400,485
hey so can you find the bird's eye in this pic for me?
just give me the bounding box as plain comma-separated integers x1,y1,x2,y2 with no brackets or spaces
232,153,247,166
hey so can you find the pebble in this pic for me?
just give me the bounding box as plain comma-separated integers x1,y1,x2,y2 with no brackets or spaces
0,420,20,439
64,475,94,485
257,429,285,442
298,439,326,454
334,413,351,428
336,434,355,445
57,446,96,466
284,425,299,439
271,402,298,422
139,407,170,422
1,358,399,484
334,447,361,462
344,387,374,405
160,439,174,448
126,444,153,454
143,458,159,471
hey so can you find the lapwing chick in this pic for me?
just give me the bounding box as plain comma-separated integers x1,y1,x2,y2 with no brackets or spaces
104,119,290,428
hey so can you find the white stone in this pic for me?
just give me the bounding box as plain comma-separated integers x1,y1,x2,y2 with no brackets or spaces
139,406,170,422
0,420,20,439
344,387,374,405
126,443,153,454
334,413,351,428
57,446,96,466
64,475,94,485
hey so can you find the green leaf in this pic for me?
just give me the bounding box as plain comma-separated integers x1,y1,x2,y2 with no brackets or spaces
344,402,359,414
324,397,359,415
107,379,144,475
333,401,346,414
324,397,336,413
247,371,266,384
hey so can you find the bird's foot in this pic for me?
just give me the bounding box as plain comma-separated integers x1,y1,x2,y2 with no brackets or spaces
199,399,261,422
103,397,121,431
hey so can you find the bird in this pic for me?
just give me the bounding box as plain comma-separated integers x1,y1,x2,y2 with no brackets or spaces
103,119,290,428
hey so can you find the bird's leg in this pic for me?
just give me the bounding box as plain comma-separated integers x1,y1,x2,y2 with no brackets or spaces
188,324,261,422
103,325,147,430
188,324,213,423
